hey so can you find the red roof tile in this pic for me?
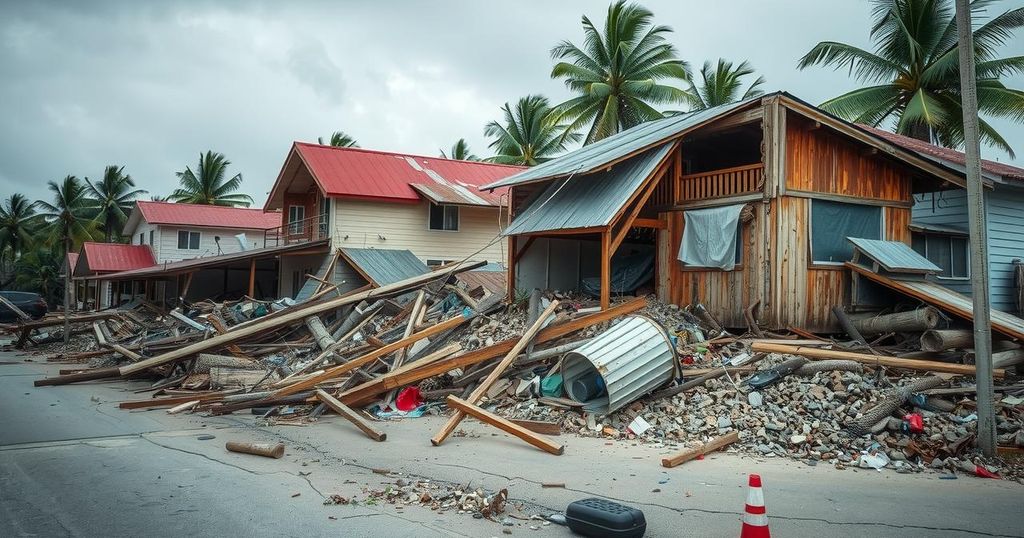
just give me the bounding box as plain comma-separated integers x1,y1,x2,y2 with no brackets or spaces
135,201,282,230
79,242,156,273
858,124,1024,182
293,143,521,205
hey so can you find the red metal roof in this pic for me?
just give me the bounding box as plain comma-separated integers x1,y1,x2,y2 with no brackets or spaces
293,143,521,205
79,242,156,273
135,201,282,230
859,125,1024,182
66,252,79,272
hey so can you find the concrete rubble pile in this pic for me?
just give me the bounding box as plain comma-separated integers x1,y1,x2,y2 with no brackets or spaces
14,259,1024,497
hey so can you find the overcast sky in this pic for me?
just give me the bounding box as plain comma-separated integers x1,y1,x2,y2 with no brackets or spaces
2,0,1022,208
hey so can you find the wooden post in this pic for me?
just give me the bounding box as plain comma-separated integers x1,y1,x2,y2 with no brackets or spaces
600,230,611,310
661,431,739,468
445,396,563,455
507,235,516,301
181,272,195,299
315,389,386,441
431,300,559,446
248,258,256,297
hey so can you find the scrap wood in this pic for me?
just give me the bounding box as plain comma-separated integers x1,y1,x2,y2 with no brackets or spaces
509,419,561,436
661,431,740,468
225,441,285,459
445,395,564,455
750,343,1006,378
787,326,822,340
315,389,386,442
338,297,646,407
431,300,560,447
207,316,248,358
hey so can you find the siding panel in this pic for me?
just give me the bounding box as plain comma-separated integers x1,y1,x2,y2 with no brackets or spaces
986,189,1024,314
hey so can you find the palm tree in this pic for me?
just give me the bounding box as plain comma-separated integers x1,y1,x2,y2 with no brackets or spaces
0,193,37,262
797,0,1024,157
34,176,97,251
169,151,253,207
484,95,582,166
686,59,766,111
548,0,691,144
85,165,147,242
318,131,359,148
14,245,63,307
440,139,479,161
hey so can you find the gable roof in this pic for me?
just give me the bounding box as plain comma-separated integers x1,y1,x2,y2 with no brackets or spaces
74,242,156,275
857,124,1024,184
272,143,523,208
125,201,282,235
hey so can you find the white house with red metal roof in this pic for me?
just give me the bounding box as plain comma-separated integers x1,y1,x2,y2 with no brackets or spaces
264,143,523,296
71,242,157,308
123,201,283,263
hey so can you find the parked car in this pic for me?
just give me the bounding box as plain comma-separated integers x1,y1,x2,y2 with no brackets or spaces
0,291,48,322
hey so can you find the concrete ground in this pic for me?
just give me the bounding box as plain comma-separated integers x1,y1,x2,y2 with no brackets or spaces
2,352,1021,538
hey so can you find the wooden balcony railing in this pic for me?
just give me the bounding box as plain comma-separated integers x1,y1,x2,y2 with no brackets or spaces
676,163,763,204
263,214,329,248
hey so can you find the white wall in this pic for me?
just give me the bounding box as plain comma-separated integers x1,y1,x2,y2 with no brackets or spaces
152,225,268,263
332,199,505,266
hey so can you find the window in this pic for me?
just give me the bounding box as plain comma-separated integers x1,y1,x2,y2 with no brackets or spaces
810,199,882,263
139,233,144,245
148,230,154,246
428,203,459,231
912,232,969,279
288,205,305,234
177,230,200,250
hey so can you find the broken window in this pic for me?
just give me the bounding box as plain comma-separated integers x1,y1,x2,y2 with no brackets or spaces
912,232,970,279
428,203,459,231
810,200,882,263
177,230,200,250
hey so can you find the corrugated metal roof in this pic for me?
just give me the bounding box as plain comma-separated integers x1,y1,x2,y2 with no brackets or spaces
908,222,969,236
502,143,673,235
76,242,157,274
126,201,282,235
409,182,497,207
294,143,520,205
482,96,760,190
339,248,429,287
848,238,941,273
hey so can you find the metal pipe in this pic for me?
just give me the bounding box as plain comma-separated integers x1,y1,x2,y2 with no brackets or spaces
955,0,996,457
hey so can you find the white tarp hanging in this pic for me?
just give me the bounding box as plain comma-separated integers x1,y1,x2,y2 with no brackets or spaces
677,203,745,271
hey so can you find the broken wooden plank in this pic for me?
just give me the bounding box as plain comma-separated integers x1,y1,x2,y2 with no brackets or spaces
445,395,563,455
509,419,561,436
750,343,1005,378
661,431,740,468
315,389,386,442
431,301,559,446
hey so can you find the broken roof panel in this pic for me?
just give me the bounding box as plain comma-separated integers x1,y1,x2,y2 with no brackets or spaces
848,238,941,274
339,248,429,287
482,96,760,190
75,242,157,275
503,143,673,236
409,182,497,207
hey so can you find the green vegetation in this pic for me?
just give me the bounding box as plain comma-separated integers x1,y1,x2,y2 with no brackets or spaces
169,151,254,207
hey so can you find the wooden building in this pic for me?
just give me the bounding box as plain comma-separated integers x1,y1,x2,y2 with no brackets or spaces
484,92,979,332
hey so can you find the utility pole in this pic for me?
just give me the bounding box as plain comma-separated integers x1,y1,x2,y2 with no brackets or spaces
955,0,996,457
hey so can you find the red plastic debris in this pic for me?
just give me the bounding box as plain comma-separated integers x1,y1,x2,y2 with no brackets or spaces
395,386,423,411
902,413,924,433
974,466,1001,479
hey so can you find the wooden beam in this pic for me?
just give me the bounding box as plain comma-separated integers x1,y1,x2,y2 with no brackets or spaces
610,149,675,253
661,431,739,468
631,218,665,229
315,389,386,442
431,301,559,446
512,236,536,264
600,231,611,310
248,258,256,297
181,271,194,299
445,396,564,455
507,235,516,300
750,343,1005,378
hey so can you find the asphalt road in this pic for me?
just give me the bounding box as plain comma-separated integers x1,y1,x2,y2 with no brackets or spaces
2,353,1022,537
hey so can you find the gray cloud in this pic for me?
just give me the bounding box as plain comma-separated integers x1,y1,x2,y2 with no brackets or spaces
1,0,1021,208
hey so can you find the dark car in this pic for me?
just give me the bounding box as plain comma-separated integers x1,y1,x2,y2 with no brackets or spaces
0,291,48,322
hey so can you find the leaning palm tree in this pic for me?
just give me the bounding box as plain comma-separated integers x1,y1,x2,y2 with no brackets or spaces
440,139,479,161
797,0,1024,157
85,165,147,242
548,0,692,144
0,193,37,262
484,95,582,166
318,131,359,148
34,176,97,251
686,59,766,111
169,151,253,207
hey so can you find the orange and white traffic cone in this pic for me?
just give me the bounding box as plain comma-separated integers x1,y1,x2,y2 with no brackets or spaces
740,474,770,538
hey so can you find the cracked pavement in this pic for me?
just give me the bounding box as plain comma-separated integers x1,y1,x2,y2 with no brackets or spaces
2,355,1022,537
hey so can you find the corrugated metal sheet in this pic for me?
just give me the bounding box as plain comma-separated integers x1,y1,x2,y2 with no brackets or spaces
339,248,429,287
129,201,281,233
561,316,675,415
77,242,156,274
482,96,760,190
847,262,1024,340
409,182,496,207
848,238,941,273
294,143,520,204
503,143,673,235
456,270,506,296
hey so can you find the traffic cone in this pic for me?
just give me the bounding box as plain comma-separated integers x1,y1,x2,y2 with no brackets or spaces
740,474,770,537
